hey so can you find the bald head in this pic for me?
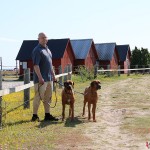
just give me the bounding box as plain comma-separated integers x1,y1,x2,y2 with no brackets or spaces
38,32,48,47
38,32,47,39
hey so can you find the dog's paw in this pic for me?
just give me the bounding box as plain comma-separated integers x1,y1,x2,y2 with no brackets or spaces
82,114,85,117
88,119,92,122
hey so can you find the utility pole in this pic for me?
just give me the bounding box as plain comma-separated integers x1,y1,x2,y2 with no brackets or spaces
0,57,2,70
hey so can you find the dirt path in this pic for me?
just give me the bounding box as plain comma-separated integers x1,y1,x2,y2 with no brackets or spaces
55,76,150,150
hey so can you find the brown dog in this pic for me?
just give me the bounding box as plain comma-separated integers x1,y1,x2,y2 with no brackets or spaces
82,80,101,122
62,80,75,121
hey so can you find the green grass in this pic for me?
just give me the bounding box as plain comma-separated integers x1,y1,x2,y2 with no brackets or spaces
0,73,149,149
73,72,147,83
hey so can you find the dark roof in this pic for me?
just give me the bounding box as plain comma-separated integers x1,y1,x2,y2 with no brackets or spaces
70,39,93,59
16,40,38,61
116,45,130,61
16,39,70,61
47,39,70,59
95,43,116,61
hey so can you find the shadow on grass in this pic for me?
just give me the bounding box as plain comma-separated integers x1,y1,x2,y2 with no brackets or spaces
3,119,63,129
64,116,84,128
3,120,32,127
36,120,62,128
2,115,92,128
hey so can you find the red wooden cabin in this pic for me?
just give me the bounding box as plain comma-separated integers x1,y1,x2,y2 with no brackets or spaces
71,39,99,70
116,45,131,73
95,43,119,70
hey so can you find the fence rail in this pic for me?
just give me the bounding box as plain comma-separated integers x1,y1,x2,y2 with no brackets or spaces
0,72,72,97
93,64,150,78
97,67,150,72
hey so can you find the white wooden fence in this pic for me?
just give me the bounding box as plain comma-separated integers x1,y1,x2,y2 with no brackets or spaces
0,72,72,97
94,64,150,77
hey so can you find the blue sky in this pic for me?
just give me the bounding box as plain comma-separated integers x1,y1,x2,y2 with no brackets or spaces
0,0,150,68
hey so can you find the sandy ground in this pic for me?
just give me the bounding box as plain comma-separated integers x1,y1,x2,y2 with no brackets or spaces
55,76,150,150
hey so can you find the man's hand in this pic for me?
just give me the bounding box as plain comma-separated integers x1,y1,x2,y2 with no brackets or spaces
39,77,44,85
53,76,57,82
34,65,44,84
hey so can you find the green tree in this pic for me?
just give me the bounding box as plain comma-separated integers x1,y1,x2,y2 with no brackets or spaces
131,47,141,66
131,47,150,66
141,48,149,65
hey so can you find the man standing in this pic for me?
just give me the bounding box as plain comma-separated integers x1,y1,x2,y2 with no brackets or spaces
31,32,58,121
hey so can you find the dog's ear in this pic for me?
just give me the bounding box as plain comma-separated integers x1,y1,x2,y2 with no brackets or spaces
64,81,68,87
90,81,95,87
97,80,101,84
72,81,74,88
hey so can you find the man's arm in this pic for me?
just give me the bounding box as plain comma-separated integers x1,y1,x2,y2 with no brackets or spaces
34,65,44,84
51,67,56,81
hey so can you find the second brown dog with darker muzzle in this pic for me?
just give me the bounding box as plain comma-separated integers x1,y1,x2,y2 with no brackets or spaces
62,80,75,121
82,80,101,122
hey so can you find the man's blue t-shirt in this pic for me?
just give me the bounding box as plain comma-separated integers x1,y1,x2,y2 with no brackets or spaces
32,44,53,84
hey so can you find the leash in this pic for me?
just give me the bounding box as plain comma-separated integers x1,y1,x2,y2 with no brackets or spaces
55,81,84,95
38,82,58,108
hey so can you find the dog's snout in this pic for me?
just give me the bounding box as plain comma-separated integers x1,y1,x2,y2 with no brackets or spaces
68,84,72,90
97,84,101,89
69,84,73,88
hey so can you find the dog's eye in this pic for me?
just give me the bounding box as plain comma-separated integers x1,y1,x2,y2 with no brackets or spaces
64,82,69,86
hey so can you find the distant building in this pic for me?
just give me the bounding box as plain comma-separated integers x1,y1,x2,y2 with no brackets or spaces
116,45,131,74
71,39,99,70
95,43,119,70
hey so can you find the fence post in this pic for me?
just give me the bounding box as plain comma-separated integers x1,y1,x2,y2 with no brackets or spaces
68,64,72,80
135,65,138,74
142,65,145,75
127,64,130,76
107,65,110,77
118,65,120,76
24,68,30,109
64,65,68,82
94,64,98,79
0,70,2,129
58,65,63,88
0,57,2,70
